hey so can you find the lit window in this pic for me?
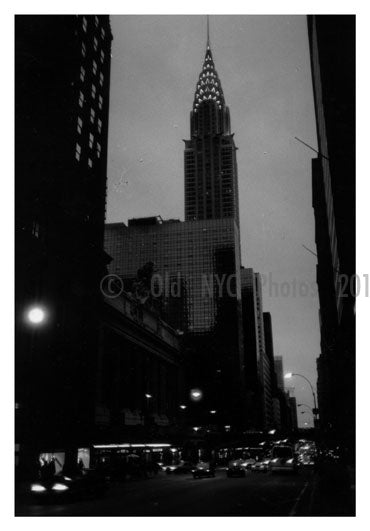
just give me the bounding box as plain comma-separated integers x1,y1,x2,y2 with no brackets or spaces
77,117,83,134
101,27,105,39
81,42,86,57
88,158,93,168
91,84,96,99
99,72,104,86
97,118,102,133
98,95,103,109
80,65,85,82
90,108,95,124
89,132,94,148
92,60,97,75
78,90,84,108
75,143,82,161
82,16,88,32
94,37,98,51
96,142,101,158
95,15,99,27
100,50,105,63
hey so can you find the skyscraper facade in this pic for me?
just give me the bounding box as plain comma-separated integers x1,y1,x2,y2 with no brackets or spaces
15,15,113,473
105,216,242,335
240,268,273,430
105,216,245,426
184,37,239,226
307,15,355,452
274,356,285,392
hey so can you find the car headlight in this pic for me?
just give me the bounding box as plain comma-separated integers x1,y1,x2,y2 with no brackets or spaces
271,458,279,463
31,484,46,492
63,476,73,481
286,459,294,464
52,483,69,492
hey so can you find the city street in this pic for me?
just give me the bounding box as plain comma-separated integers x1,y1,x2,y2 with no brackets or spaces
15,465,354,517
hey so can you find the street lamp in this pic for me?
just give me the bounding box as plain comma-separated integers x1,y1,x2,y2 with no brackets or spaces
179,404,187,410
190,389,203,402
26,306,46,325
210,410,216,415
285,372,318,425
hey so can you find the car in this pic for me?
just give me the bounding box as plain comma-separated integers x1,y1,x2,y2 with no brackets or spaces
250,459,270,473
165,461,195,474
29,468,107,502
192,462,215,479
226,459,247,477
269,445,298,474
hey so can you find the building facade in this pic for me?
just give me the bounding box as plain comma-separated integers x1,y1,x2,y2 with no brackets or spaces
184,37,239,226
15,15,113,474
240,268,274,430
105,216,246,428
308,15,355,453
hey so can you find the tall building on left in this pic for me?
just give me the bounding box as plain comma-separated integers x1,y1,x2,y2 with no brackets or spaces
15,15,116,474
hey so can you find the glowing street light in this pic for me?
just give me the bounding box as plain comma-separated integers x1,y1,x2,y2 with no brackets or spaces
190,389,203,402
145,393,152,399
26,306,46,325
210,410,216,415
179,405,187,410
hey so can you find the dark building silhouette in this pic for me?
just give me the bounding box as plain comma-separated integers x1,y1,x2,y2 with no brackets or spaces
307,15,355,454
184,34,239,226
274,356,285,392
15,15,113,474
240,268,274,430
105,216,245,429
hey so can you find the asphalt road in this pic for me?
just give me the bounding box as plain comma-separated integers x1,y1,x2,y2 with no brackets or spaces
16,468,318,516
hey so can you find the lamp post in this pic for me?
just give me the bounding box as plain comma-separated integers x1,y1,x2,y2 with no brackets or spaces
285,373,318,427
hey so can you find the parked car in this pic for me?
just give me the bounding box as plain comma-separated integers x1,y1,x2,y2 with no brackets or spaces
29,468,107,502
269,445,297,474
192,462,215,479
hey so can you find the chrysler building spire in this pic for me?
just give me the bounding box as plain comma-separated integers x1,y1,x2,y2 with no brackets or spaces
184,17,239,225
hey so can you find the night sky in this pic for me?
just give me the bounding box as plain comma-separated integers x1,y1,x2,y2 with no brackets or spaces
106,15,321,426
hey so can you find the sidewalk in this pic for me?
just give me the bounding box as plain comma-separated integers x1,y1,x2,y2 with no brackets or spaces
298,462,355,516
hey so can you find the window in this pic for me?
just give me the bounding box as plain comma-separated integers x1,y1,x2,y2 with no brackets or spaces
91,84,96,99
98,95,103,110
88,158,93,168
81,42,86,57
96,142,101,158
77,117,83,134
80,65,85,82
93,37,98,51
92,60,97,75
82,16,88,32
99,72,104,86
95,15,99,27
78,90,84,108
90,108,95,124
89,132,94,149
100,50,105,63
101,27,105,39
75,143,82,161
97,118,102,133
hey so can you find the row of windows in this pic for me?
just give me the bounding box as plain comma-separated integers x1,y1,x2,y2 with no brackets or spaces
81,41,105,64
79,89,104,110
82,16,106,39
75,140,101,164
